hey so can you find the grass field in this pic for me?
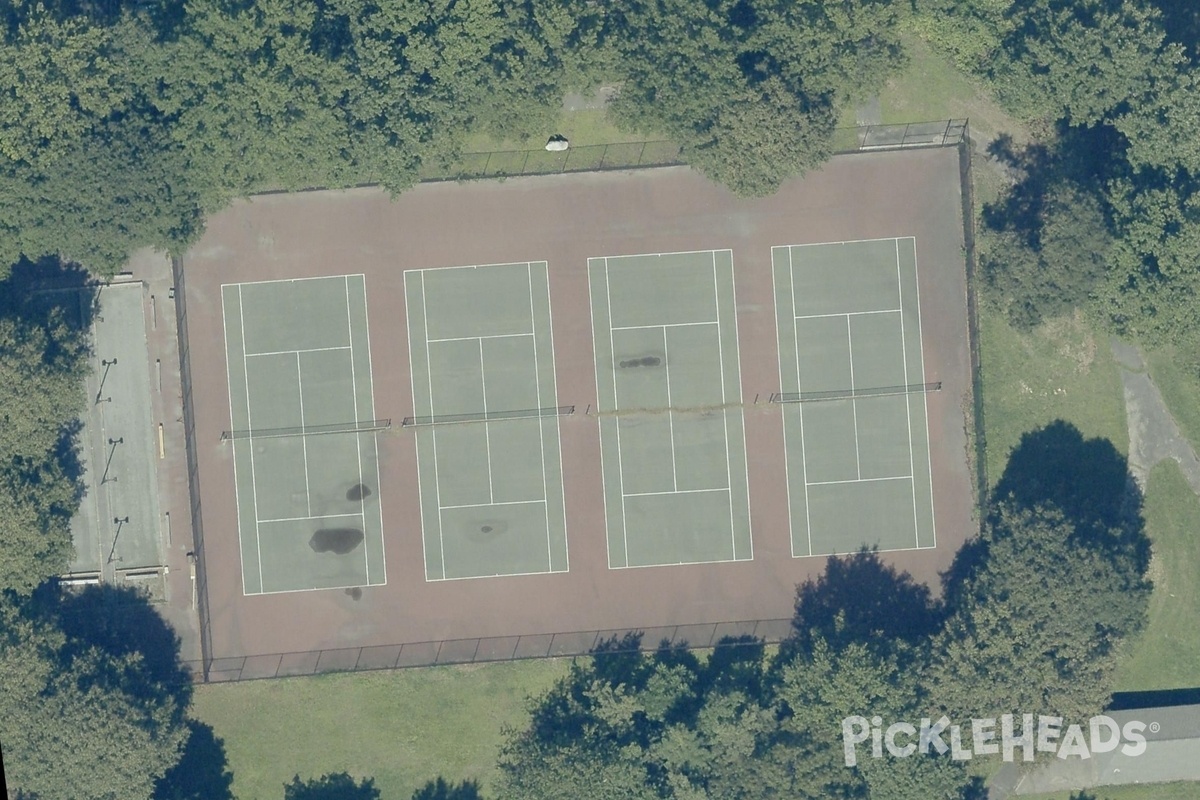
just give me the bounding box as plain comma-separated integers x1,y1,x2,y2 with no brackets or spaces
1023,781,1200,800
978,310,1129,489
1116,459,1200,691
190,660,570,800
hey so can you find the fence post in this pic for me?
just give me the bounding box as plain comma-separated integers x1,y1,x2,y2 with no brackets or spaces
637,141,647,166
480,151,493,179
599,143,609,170
561,146,572,173
519,149,530,175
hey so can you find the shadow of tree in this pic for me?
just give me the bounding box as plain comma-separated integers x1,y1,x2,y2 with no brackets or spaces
154,720,235,800
411,777,485,800
992,420,1149,572
781,548,940,660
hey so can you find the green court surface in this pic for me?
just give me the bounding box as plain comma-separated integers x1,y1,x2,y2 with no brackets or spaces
404,262,568,581
589,251,752,568
773,237,936,557
222,275,386,594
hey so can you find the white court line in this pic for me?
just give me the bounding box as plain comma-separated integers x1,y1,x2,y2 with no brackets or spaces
420,272,447,580
610,320,716,331
727,250,753,562
806,476,912,487
662,327,679,492
237,286,266,594
788,248,815,558
357,276,386,584
771,251,798,559
439,499,545,511
605,258,632,567
527,262,552,573
601,248,734,261
610,553,749,570
426,565,566,583
478,339,495,504
404,272,433,583
295,352,313,517
896,239,920,548
542,261,570,573
406,260,536,274
220,274,363,289
221,291,250,596
587,259,615,568
781,237,912,249
846,315,862,480
713,251,737,560
623,487,729,498
427,332,533,344
247,345,351,358
793,309,902,321
911,238,937,548
259,511,363,524
344,276,369,584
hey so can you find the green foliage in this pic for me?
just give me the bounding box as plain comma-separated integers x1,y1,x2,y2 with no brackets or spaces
981,181,1111,329
0,598,189,800
284,772,381,800
930,503,1149,722
601,0,906,196
0,268,92,592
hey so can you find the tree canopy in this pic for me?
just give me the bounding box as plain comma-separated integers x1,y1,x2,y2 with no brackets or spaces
0,594,190,799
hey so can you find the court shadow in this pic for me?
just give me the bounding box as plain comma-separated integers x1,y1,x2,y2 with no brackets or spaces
779,548,940,661
37,582,193,714
991,420,1148,571
154,720,235,800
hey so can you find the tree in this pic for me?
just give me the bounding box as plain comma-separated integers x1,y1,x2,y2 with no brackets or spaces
0,598,189,800
283,772,380,800
928,503,1149,724
981,183,1111,329
0,265,93,592
598,0,906,195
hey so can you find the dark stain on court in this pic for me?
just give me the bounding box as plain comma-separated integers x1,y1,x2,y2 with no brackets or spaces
619,355,663,368
346,483,373,502
310,527,364,555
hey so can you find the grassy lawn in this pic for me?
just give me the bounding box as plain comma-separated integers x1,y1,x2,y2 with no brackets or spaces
1022,782,1200,800
1116,459,1200,691
978,310,1129,489
191,659,570,800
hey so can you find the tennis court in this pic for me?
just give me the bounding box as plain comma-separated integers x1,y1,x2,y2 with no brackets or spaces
222,275,386,594
772,237,936,557
404,262,569,581
589,250,752,568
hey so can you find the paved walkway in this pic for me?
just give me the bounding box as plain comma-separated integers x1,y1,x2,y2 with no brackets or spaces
1111,338,1200,494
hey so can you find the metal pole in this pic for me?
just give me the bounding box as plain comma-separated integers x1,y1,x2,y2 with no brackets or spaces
520,149,530,175
637,141,647,166
481,151,493,178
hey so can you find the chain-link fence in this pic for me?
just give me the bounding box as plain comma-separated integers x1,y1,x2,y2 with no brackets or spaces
171,257,214,683
182,618,794,683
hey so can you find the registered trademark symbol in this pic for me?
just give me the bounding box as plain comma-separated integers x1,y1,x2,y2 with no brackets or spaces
1149,722,1161,733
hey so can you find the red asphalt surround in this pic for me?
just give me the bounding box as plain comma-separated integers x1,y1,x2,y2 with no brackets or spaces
179,147,975,665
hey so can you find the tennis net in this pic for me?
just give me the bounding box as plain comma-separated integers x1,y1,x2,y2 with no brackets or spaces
221,419,392,441
770,382,941,403
401,405,575,427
